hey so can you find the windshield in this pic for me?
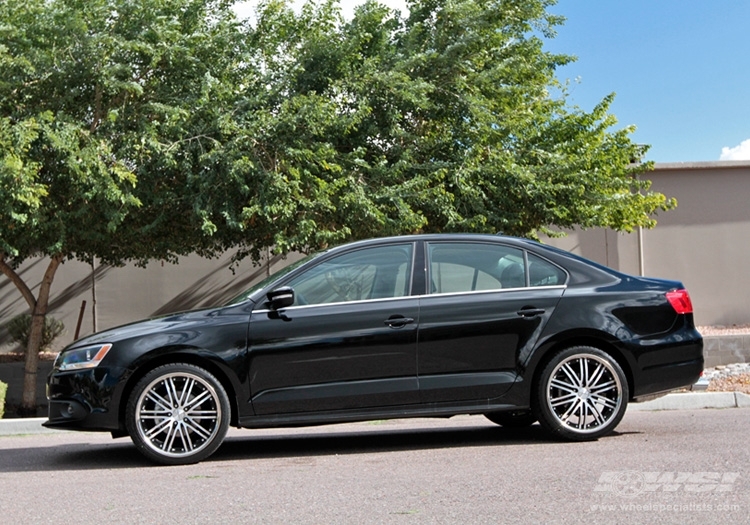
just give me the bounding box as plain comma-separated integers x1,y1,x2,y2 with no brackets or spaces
225,252,320,305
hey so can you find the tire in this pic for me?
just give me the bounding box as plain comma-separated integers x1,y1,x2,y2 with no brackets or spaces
485,410,537,428
126,363,230,465
533,346,628,441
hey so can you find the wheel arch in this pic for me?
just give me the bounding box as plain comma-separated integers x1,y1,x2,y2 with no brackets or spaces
117,348,241,432
526,333,636,403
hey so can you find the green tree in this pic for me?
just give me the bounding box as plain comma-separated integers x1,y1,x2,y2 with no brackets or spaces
0,0,250,415
228,0,672,258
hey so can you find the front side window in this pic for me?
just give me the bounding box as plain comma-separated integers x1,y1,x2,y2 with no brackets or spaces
286,244,413,306
428,242,527,294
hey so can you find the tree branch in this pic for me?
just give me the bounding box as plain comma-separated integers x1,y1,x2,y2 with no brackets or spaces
0,253,37,310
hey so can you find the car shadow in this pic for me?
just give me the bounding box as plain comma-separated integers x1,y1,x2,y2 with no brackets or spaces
0,421,635,472
214,423,550,462
0,439,152,472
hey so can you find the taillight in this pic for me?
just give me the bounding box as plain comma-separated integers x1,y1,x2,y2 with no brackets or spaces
666,289,693,314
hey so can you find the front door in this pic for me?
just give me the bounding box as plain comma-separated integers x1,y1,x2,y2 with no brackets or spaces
247,243,420,415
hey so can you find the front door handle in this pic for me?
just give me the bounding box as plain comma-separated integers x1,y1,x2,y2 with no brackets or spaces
517,308,545,318
384,316,414,328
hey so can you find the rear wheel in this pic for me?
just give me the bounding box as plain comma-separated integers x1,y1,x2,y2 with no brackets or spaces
126,363,230,465
534,347,628,441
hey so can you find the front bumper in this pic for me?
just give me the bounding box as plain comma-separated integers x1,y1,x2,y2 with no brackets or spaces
43,366,128,432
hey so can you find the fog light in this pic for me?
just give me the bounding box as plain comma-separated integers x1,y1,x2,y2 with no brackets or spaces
54,400,87,420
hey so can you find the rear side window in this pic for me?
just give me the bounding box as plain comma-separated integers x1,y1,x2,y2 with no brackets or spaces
428,243,526,293
426,242,567,294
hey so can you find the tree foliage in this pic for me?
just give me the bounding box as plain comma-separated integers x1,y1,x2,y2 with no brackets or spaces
0,381,7,418
1,0,249,266
222,0,673,260
1,0,674,413
4,314,65,353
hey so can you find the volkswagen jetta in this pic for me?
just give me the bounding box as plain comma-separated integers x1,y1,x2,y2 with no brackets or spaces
45,234,703,464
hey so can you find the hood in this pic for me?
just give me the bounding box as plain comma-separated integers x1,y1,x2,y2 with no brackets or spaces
65,301,253,350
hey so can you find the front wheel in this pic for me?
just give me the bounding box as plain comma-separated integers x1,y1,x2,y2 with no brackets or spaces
534,347,628,441
126,363,230,465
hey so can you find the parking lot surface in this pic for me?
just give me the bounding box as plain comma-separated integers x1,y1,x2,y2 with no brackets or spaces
1,408,748,524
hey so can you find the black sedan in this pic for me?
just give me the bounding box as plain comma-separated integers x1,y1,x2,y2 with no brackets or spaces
45,234,703,464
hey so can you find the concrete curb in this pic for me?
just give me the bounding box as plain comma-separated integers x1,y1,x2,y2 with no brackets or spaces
0,417,63,436
1,392,749,436
628,391,750,411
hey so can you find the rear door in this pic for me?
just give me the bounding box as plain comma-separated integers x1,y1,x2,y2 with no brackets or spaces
417,241,566,403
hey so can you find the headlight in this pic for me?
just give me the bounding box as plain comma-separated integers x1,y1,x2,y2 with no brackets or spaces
55,344,113,371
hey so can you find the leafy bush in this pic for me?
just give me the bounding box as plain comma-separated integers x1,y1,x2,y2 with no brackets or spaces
4,314,65,352
0,381,7,418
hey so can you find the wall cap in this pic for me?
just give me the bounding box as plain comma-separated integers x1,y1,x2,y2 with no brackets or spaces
654,160,750,172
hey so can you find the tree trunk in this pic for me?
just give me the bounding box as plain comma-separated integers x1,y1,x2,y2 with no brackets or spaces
19,309,46,416
18,257,62,416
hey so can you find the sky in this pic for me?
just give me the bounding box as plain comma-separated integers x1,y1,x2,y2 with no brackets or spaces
234,0,750,163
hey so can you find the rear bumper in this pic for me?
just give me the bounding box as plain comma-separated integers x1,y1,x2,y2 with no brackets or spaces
632,355,704,399
630,325,704,398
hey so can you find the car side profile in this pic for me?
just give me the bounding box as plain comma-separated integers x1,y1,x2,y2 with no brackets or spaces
45,234,703,464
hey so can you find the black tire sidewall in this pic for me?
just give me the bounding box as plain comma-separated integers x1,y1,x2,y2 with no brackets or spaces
125,363,230,465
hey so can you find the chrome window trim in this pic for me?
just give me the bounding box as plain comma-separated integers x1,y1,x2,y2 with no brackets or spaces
254,284,568,313
421,284,568,299
253,294,419,314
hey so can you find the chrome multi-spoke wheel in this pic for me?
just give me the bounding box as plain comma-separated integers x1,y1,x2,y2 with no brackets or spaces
535,347,628,441
126,364,230,465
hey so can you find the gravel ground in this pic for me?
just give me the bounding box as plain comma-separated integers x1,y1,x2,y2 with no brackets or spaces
697,325,750,336
708,374,750,394
705,363,750,394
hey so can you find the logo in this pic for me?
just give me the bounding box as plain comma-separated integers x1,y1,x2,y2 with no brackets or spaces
594,471,740,497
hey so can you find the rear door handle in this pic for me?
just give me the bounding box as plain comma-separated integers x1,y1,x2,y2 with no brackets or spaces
517,308,545,318
384,316,414,328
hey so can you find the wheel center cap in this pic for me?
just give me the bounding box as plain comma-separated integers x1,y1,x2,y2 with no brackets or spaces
578,387,590,401
172,409,186,422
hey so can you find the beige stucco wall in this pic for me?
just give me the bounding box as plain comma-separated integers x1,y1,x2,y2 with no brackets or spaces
545,161,750,327
0,251,302,352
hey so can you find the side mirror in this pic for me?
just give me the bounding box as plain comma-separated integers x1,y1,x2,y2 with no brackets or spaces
267,286,294,310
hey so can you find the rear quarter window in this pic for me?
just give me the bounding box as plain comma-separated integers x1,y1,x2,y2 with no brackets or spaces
528,254,567,287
